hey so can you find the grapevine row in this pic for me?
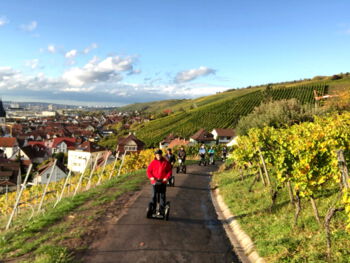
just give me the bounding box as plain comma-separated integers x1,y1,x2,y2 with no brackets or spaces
0,150,155,229
231,112,350,253
137,84,328,146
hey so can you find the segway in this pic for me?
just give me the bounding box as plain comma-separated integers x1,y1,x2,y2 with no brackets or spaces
168,174,175,187
146,181,170,220
176,158,187,174
198,154,207,166
221,152,227,161
209,154,215,165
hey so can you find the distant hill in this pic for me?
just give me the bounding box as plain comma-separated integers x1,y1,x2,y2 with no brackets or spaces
116,86,261,114
127,73,350,147
118,73,349,116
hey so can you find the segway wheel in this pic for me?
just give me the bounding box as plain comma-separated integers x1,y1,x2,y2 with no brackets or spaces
183,166,187,174
176,167,179,174
172,177,175,187
146,202,153,218
164,202,170,221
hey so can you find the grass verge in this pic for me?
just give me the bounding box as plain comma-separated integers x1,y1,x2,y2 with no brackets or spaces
0,169,147,263
213,169,350,263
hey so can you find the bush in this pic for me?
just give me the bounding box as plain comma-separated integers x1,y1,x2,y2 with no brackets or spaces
236,99,326,136
329,74,342,80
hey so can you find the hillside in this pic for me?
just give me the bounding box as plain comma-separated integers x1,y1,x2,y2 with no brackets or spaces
117,73,350,115
134,83,331,147
117,86,263,114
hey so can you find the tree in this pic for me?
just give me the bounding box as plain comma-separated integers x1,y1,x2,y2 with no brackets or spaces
236,99,323,136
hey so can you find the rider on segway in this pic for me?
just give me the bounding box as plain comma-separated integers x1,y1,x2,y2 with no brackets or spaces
208,146,215,165
177,146,187,173
147,150,172,218
222,146,228,161
198,144,207,166
165,148,176,166
165,148,176,186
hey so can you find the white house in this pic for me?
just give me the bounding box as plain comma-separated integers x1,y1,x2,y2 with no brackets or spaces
68,141,107,173
33,162,68,185
0,137,19,159
118,134,145,154
49,137,77,155
211,128,236,144
190,129,216,145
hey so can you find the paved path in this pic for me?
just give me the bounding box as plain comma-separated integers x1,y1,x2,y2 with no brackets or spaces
83,164,240,263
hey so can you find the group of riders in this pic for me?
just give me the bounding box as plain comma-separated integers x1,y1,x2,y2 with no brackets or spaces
146,145,228,217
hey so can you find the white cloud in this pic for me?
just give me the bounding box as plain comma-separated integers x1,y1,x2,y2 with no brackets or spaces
47,45,56,53
83,43,98,54
0,16,9,26
0,58,228,105
25,59,39,69
175,66,216,83
61,87,95,92
65,49,78,59
128,69,142,75
20,21,37,32
63,56,135,87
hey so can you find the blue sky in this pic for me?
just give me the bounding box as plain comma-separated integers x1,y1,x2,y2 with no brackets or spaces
0,0,350,106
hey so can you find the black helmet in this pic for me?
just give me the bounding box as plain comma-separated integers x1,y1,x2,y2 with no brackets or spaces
154,149,163,155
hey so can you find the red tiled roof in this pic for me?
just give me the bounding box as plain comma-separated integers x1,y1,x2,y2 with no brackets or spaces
161,133,178,144
28,141,46,147
190,129,215,141
119,134,145,147
52,137,77,148
168,138,190,148
0,137,18,147
76,141,105,153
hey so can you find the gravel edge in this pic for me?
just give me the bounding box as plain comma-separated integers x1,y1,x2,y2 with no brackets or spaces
210,187,266,263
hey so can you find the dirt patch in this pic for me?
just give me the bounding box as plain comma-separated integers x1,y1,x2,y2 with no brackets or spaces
62,189,143,258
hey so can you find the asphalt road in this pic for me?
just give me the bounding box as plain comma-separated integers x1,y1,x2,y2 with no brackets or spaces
83,163,240,263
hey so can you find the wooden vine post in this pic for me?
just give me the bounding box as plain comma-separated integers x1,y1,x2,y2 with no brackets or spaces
258,165,267,187
117,151,128,177
37,159,58,213
337,150,349,189
54,169,72,208
287,181,294,204
324,150,350,258
6,164,33,230
259,148,271,186
86,153,101,190
97,152,110,185
108,151,120,180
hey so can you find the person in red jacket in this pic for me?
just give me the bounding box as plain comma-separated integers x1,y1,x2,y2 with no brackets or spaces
147,149,172,209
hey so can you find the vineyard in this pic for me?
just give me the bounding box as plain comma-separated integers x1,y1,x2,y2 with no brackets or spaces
224,111,350,261
0,149,154,230
136,84,327,147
